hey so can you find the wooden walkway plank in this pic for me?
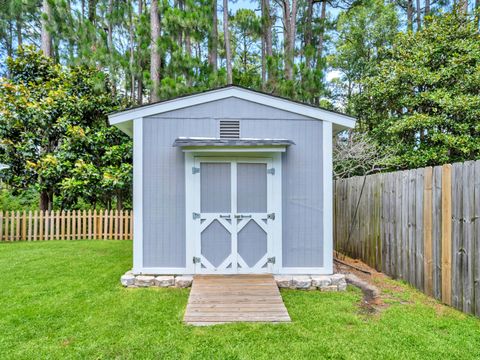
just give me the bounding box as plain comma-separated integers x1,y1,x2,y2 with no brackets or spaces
184,275,291,325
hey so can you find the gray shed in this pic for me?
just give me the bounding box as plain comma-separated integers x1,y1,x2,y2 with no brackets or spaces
109,86,356,275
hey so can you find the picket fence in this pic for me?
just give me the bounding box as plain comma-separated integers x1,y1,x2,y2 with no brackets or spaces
334,160,480,316
0,209,133,241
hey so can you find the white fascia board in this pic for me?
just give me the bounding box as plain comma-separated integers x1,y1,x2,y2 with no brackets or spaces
108,87,356,129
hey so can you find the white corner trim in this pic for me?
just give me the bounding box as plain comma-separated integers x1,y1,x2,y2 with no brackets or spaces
108,87,356,128
322,121,333,274
271,152,282,273
132,118,143,273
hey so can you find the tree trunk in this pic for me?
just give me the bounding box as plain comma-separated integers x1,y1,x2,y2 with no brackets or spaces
223,0,232,84
108,0,116,96
5,20,13,77
39,190,50,211
137,0,144,104
281,0,297,81
116,193,123,211
264,0,273,84
16,17,22,47
282,0,291,80
416,0,421,30
185,31,192,86
261,36,266,87
41,0,53,57
129,5,135,101
459,0,469,13
262,0,273,85
316,0,327,71
88,0,96,23
176,0,184,49
150,0,161,102
107,0,113,50
425,0,430,16
407,0,413,31
208,0,218,72
66,0,75,62
304,0,313,69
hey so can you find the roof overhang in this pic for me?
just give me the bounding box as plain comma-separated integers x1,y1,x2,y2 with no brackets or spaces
108,86,356,137
173,137,294,153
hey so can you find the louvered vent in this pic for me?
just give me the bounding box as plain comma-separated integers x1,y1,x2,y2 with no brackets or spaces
219,120,240,139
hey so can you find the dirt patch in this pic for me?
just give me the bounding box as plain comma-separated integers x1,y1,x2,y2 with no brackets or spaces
333,253,414,315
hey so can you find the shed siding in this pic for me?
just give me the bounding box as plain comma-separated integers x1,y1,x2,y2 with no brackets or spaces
240,119,324,267
142,97,324,269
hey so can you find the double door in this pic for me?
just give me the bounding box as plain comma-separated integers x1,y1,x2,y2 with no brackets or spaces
192,157,279,274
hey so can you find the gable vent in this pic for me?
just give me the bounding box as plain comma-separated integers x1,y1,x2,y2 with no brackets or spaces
219,120,240,139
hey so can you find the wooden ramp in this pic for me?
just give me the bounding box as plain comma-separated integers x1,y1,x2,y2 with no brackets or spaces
184,274,291,325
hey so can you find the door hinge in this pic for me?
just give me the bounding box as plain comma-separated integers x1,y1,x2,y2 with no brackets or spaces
192,212,201,220
267,213,275,220
193,256,201,264
192,166,200,174
267,256,276,264
267,168,275,175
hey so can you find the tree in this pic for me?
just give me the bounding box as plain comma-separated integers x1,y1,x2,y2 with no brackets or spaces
40,0,52,57
150,0,161,102
0,47,130,210
333,132,388,178
231,9,262,87
353,10,480,170
331,0,398,110
276,0,297,81
208,0,218,72
223,0,232,84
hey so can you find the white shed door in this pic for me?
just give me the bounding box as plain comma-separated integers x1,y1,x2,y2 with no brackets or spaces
192,157,279,274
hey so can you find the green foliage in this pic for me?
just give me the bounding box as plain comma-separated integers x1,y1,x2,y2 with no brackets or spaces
0,46,131,209
331,0,399,111
353,10,480,170
0,187,38,210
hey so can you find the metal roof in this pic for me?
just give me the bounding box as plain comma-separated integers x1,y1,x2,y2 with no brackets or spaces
172,137,295,147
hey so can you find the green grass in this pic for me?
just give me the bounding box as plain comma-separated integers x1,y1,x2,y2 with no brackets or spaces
1,241,479,359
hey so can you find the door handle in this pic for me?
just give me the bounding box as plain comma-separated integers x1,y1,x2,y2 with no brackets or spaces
234,214,252,219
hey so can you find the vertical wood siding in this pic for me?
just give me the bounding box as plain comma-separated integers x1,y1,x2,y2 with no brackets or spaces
143,97,324,269
334,160,480,317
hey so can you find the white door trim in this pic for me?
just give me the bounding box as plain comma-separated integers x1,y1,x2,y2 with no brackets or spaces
185,154,282,274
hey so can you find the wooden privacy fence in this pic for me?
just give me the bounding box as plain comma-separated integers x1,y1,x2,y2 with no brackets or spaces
334,159,480,316
0,209,133,241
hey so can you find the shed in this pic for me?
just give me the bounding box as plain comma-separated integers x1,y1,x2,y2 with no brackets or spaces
108,86,356,275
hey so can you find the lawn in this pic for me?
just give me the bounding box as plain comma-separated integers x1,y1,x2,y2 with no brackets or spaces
1,241,479,359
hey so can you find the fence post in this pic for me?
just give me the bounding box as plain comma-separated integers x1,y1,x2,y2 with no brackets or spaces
423,167,433,296
441,164,452,306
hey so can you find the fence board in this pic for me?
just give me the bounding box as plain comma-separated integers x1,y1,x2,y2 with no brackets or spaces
415,169,424,291
424,167,433,296
474,161,480,316
441,164,452,306
432,166,442,300
451,163,462,309
462,161,474,314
